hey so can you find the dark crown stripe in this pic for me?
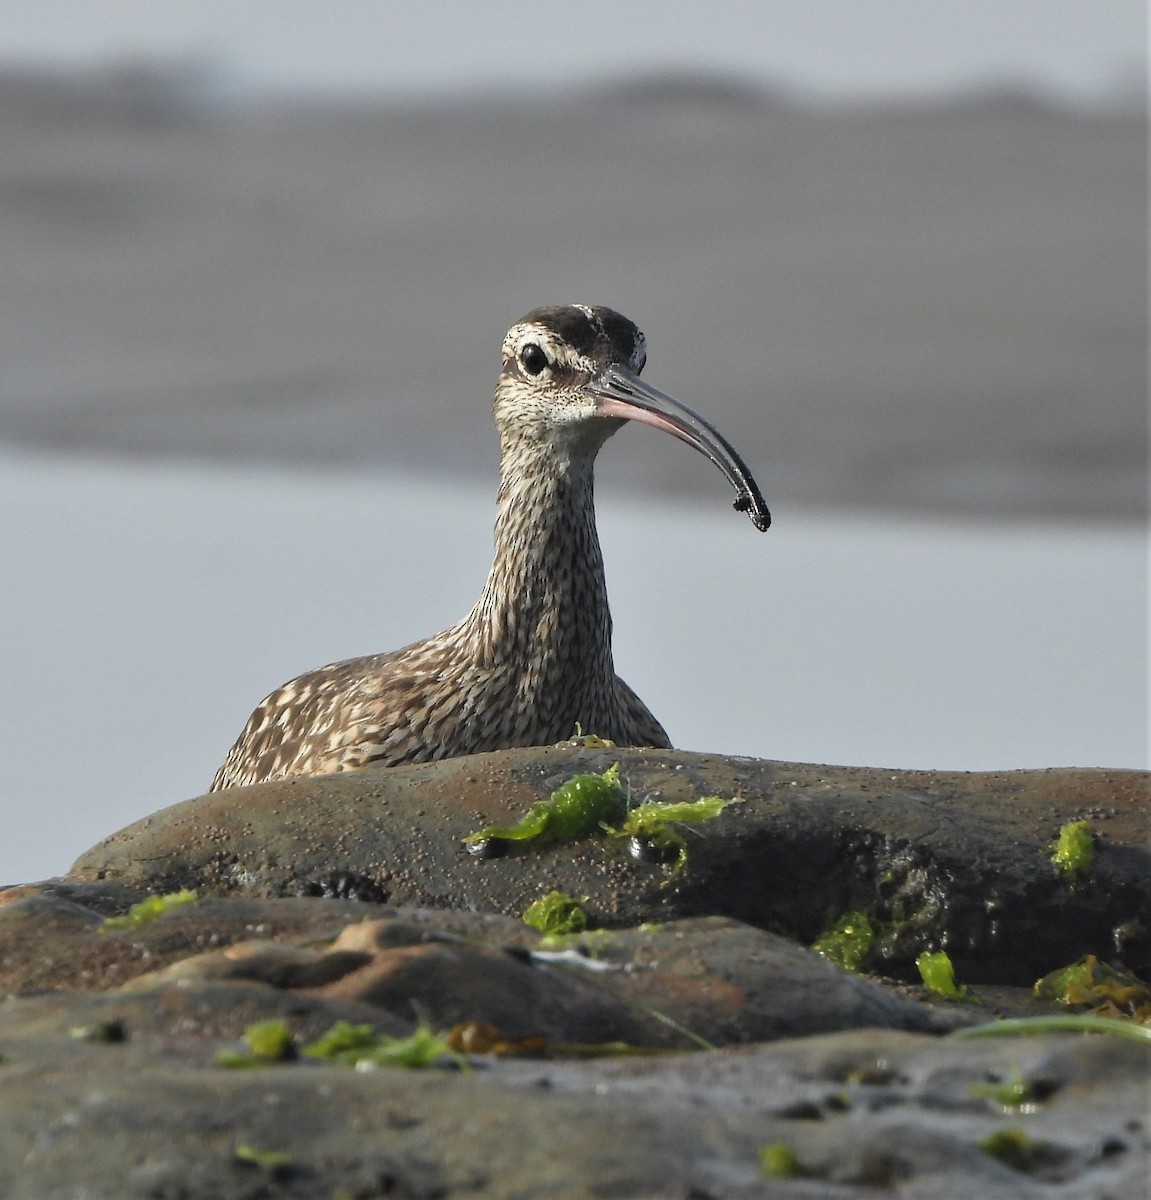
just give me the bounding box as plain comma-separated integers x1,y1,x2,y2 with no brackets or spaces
517,305,642,365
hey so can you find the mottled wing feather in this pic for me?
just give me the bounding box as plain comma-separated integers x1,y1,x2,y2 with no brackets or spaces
210,653,671,791
209,649,416,790
613,674,672,749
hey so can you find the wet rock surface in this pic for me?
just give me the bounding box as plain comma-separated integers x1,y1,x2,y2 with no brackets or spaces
2,748,1148,1197
69,747,1151,982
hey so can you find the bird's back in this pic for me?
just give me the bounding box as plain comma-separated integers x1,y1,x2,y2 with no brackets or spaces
209,637,669,792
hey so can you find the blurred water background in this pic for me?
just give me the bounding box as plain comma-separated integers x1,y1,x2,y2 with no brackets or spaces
1,1,1146,883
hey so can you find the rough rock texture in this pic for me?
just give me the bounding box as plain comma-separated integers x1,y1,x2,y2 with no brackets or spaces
0,896,939,1047
2,749,1148,1198
68,748,1151,982
0,1027,1145,1200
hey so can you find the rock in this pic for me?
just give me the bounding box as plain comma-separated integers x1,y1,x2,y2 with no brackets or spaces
0,894,938,1047
67,748,1151,984
2,748,1147,1198
0,1013,1145,1199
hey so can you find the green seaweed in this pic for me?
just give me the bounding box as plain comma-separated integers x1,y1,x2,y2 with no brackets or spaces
302,1020,379,1062
303,1020,453,1069
465,766,741,875
1049,820,1095,880
464,764,628,847
562,724,618,749
1033,953,1151,1022
812,911,875,972
234,1144,293,1173
916,950,975,1001
100,889,198,931
759,1142,814,1179
602,796,742,874
637,1004,718,1052
977,1127,1041,1172
216,1019,296,1068
537,927,618,955
244,1019,296,1060
971,1065,1059,1110
522,891,589,935
950,1014,1151,1042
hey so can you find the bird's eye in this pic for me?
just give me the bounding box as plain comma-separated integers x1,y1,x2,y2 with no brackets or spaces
520,344,549,376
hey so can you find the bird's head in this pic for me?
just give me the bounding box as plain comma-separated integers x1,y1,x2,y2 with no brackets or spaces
494,304,770,530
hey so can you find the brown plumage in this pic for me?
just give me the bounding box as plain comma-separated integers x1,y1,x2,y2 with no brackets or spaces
210,305,769,791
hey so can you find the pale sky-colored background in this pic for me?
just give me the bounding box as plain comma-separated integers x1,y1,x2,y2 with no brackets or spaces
0,0,1143,103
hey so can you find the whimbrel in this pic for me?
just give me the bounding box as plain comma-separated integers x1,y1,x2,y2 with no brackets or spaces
210,305,769,791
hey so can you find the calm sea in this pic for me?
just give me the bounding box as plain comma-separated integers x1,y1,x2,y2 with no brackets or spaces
2,447,1145,884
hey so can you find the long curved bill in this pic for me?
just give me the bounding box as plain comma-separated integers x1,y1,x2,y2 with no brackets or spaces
593,365,771,531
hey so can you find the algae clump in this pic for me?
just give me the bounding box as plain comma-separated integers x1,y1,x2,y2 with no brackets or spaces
303,1020,453,1069
977,1127,1042,1173
602,796,742,874
971,1065,1059,1111
217,1019,296,1068
522,891,589,935
464,764,628,848
234,1144,293,1173
465,765,742,874
562,724,618,749
759,1142,814,1179
1034,954,1151,1022
916,950,974,1001
1049,820,1095,880
100,889,198,932
812,911,875,972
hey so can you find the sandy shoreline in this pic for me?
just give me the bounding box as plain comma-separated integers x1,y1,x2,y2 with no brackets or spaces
0,70,1145,520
